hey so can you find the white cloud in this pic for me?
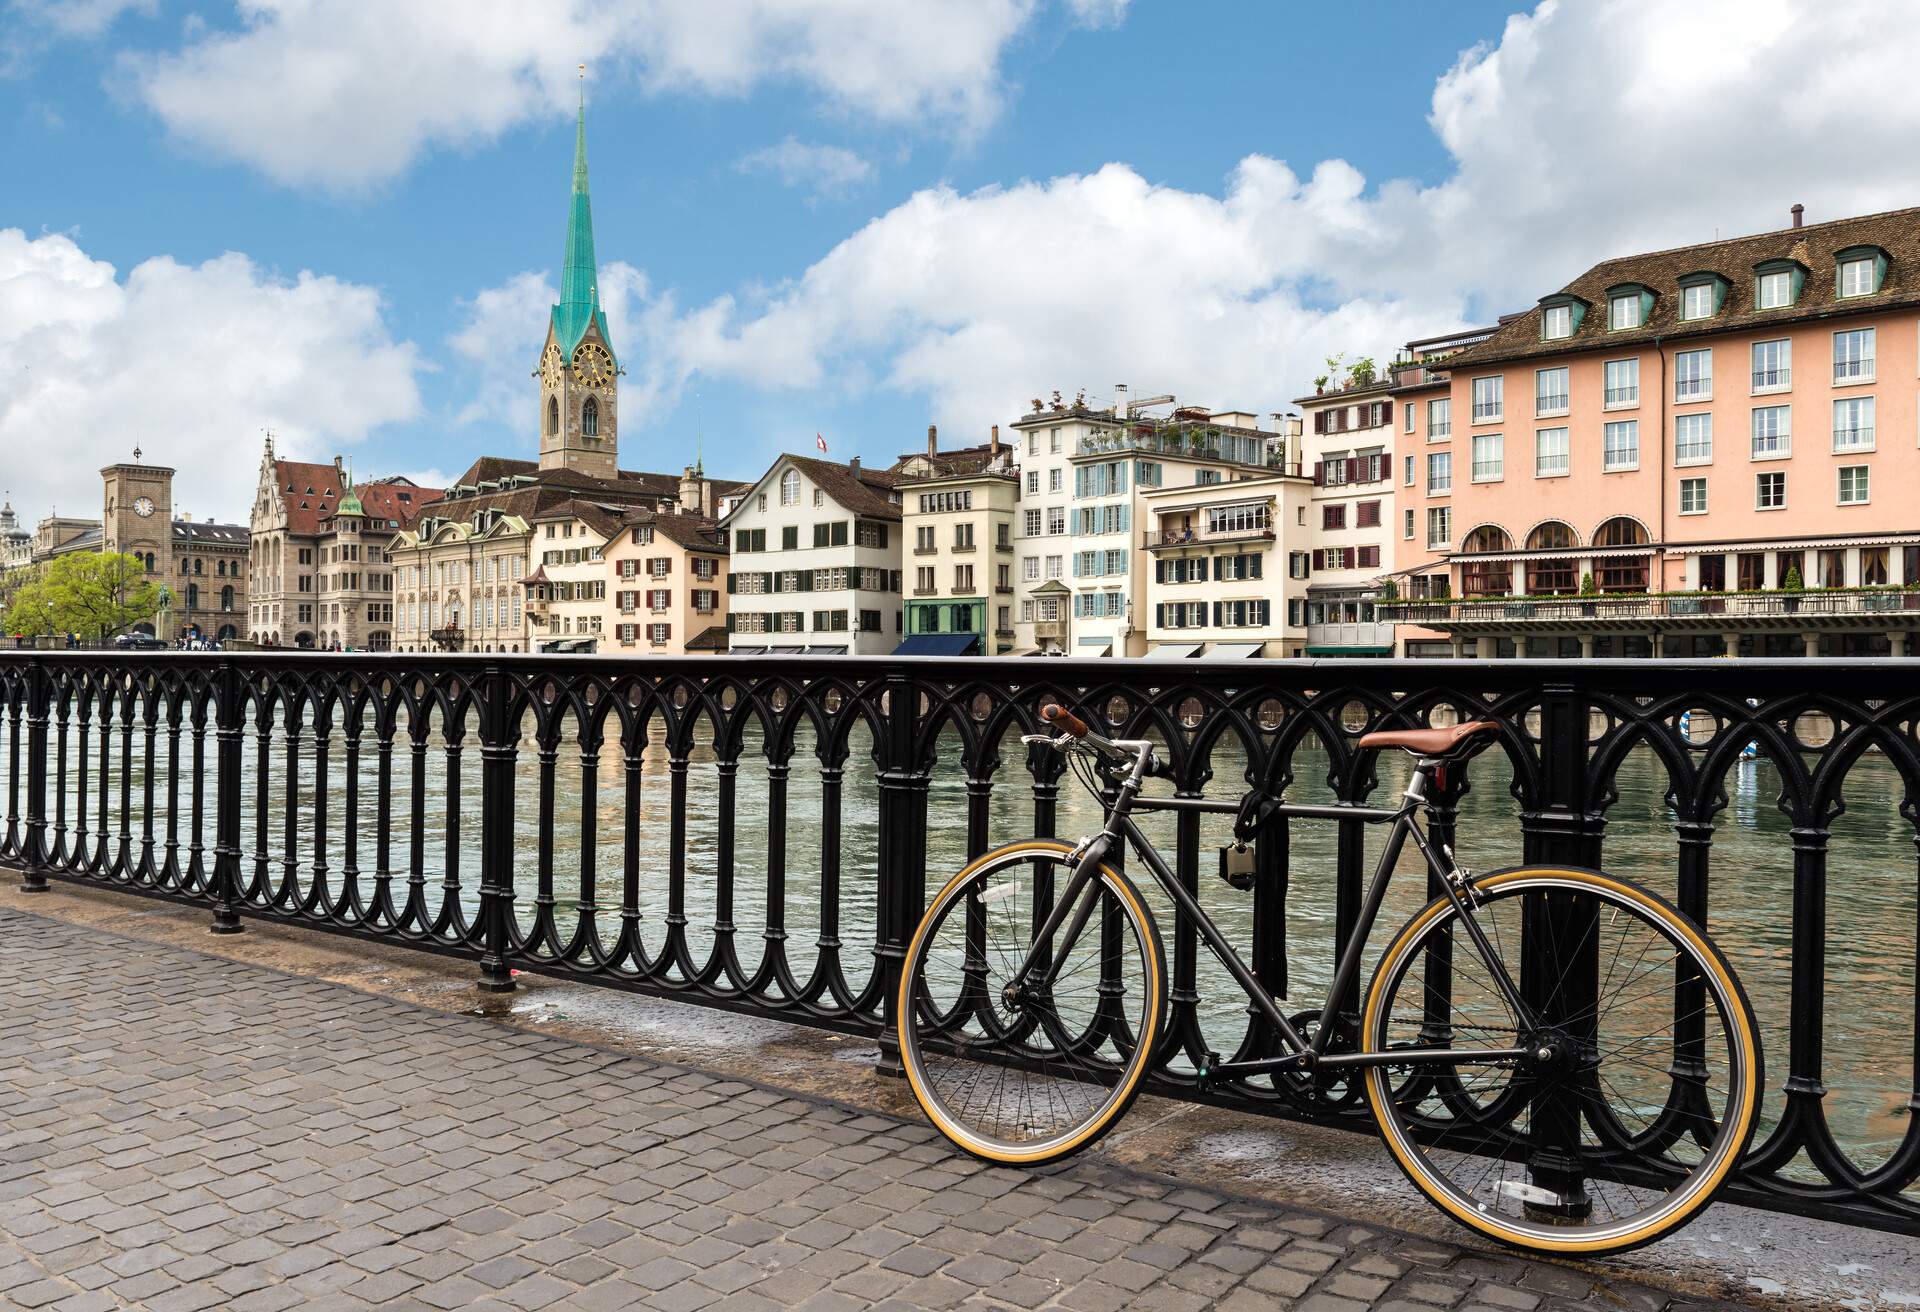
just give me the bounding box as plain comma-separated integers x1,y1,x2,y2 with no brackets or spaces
1062,0,1129,28
2,0,149,74
736,137,875,200
0,228,423,524
449,0,1920,470
123,0,1054,191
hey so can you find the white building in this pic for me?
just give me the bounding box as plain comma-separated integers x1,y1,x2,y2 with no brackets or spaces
1010,394,1299,657
721,455,906,655
1139,473,1313,658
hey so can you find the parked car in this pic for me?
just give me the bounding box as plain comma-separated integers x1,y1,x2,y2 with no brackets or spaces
114,632,168,650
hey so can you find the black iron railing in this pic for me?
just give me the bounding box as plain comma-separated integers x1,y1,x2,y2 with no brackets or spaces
1,651,1916,1234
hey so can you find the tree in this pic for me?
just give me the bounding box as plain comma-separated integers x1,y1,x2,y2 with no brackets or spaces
5,553,170,645
1350,355,1377,386
1782,564,1804,591
1579,572,1598,597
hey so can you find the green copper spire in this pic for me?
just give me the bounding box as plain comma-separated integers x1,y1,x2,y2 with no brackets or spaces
551,82,614,364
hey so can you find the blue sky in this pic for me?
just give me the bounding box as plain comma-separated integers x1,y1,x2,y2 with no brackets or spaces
4,1,1916,523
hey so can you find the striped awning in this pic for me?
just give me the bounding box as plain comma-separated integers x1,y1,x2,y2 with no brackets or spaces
1669,533,1920,555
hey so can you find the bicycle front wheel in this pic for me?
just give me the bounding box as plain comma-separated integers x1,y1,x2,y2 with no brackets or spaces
1363,867,1762,1255
898,840,1166,1166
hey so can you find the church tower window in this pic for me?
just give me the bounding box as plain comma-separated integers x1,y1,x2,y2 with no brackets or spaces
582,395,599,437
547,396,560,436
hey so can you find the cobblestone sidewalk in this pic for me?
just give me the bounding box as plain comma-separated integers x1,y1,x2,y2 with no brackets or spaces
0,908,1737,1311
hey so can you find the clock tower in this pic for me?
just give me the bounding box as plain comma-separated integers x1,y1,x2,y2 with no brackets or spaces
536,87,619,480
102,447,175,569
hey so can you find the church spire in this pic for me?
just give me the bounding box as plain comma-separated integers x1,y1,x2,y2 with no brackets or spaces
552,67,613,364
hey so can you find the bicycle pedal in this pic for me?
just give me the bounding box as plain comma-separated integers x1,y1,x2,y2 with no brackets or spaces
1194,1051,1224,1093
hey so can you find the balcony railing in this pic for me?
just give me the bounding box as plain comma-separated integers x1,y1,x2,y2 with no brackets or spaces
2,650,1918,1234
1144,525,1275,550
1382,588,1920,627
1603,386,1639,406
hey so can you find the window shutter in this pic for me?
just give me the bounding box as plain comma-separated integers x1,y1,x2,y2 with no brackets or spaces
1154,559,1164,583
1312,550,1324,571
1345,457,1359,483
1155,604,1165,627
1212,601,1223,627
1312,461,1325,486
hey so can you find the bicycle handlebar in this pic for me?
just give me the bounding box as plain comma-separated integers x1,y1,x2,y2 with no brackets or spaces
1040,703,1091,738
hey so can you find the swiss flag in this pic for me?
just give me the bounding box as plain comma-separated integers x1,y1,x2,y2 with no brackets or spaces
815,433,829,453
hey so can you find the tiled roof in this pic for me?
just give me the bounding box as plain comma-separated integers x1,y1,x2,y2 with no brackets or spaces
172,522,248,547
624,509,728,555
779,455,907,521
686,624,730,651
1450,206,1920,369
530,498,626,541
275,460,345,534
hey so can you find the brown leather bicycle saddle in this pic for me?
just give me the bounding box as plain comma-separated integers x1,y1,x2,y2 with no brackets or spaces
1357,720,1501,756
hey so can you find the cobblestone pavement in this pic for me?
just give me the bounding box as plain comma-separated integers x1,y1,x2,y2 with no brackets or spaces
0,908,1740,1312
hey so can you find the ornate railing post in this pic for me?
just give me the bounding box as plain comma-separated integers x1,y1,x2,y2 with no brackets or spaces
1519,682,1604,1215
477,662,516,991
875,672,930,1076
209,660,244,932
19,661,50,892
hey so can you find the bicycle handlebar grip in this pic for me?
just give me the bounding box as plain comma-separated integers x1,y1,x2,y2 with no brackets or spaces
1040,703,1091,738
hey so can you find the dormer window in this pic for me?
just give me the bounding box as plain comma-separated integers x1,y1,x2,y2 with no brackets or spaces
1606,284,1652,330
1537,294,1585,341
1755,259,1804,309
1835,245,1887,298
1677,272,1727,322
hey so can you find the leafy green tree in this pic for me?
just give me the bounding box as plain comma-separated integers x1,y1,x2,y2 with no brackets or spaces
5,553,170,645
1579,572,1598,597
1782,564,1804,591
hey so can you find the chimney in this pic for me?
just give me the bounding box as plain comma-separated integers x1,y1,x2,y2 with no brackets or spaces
989,424,1000,456
332,455,344,480
679,465,702,515
1114,383,1128,419
927,423,938,457
849,456,862,478
1791,203,1804,229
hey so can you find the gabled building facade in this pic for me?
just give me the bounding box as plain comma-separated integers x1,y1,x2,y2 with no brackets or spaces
897,426,1018,655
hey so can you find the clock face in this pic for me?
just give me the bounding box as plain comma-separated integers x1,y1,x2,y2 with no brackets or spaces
541,344,563,389
573,343,613,389
132,496,155,518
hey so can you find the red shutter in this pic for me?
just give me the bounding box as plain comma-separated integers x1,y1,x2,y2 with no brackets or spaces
1312,461,1325,486
1345,457,1359,483
1311,550,1325,570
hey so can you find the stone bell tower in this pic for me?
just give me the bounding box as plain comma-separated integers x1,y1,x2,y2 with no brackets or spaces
101,446,175,569
536,82,619,479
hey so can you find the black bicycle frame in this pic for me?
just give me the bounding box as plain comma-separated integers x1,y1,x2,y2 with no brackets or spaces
1008,759,1536,1079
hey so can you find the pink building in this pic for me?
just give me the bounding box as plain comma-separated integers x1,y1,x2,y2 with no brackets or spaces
1387,205,1920,658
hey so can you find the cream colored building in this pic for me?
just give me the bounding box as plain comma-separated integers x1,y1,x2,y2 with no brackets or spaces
1140,474,1312,658
524,501,616,652
606,509,729,654
897,426,1018,655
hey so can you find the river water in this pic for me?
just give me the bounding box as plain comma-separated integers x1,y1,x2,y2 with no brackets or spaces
24,708,1917,1191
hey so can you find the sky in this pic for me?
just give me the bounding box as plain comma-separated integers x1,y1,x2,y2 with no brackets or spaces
6,0,1920,524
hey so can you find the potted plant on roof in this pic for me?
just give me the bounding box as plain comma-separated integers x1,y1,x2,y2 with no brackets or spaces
1781,563,1803,613
1351,356,1377,387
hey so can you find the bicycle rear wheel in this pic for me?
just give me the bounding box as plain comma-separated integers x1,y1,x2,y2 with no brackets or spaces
898,840,1165,1165
1362,867,1761,1255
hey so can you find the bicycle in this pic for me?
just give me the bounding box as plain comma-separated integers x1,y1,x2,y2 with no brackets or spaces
897,704,1762,1256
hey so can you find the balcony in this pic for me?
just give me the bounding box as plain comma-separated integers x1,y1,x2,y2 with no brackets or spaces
1306,620,1398,653
1032,620,1066,641
1381,588,1920,633
1144,524,1275,552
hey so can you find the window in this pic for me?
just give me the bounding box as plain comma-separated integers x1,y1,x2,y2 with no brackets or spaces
1862,546,1890,586
1674,348,1712,401
1403,508,1415,539
1819,549,1848,588
1752,338,1790,392
1427,398,1451,439
1757,268,1794,308
1026,470,1039,493
782,525,799,550
1674,412,1713,465
954,522,974,549
1679,477,1707,515
1541,303,1573,339
1698,555,1727,591
546,396,558,435
1535,366,1569,416
1049,468,1063,493
1471,433,1504,481
1833,396,1875,451
1751,405,1791,459
1833,328,1875,383
1404,402,1416,432
954,564,974,591
581,396,599,436
1839,255,1877,298
1838,464,1871,504
915,525,935,551
779,469,802,505
1289,551,1310,579
1404,454,1415,485
1535,427,1570,477
1046,507,1066,534
1603,357,1639,408
1426,506,1451,548
1427,451,1452,493
1356,499,1381,528
1609,293,1642,330
1049,428,1061,453
1322,504,1346,530
1023,508,1041,536
1680,282,1715,321
1022,555,1039,581
1471,376,1502,422
813,488,824,507
1737,553,1766,590
1602,420,1639,471
1525,522,1577,593
1045,554,1063,578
